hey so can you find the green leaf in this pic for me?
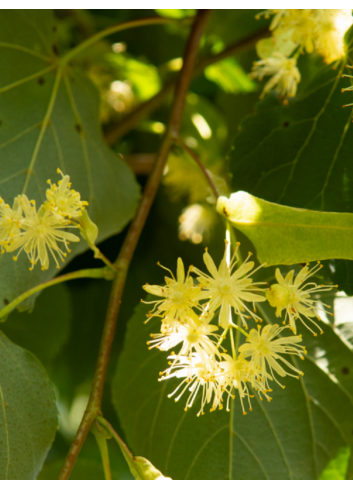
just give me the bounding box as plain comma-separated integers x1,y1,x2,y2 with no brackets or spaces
113,301,353,480
227,54,353,288
217,191,353,266
106,52,161,101
0,10,139,309
206,10,269,46
320,446,351,480
155,9,196,19
228,60,353,210
204,58,256,94
0,331,57,479
0,283,71,365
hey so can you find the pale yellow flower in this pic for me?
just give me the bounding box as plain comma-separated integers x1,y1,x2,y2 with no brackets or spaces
0,197,23,251
266,263,334,335
46,169,88,219
147,313,219,362
314,9,353,64
238,324,305,390
255,10,287,31
191,243,267,328
217,354,270,414
256,9,352,63
7,195,80,270
143,258,202,321
160,353,222,416
250,52,300,99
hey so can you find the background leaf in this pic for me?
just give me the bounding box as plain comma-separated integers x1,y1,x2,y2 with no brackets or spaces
113,301,353,480
204,58,256,94
320,446,351,480
227,55,353,290
0,283,71,366
0,9,139,310
0,331,57,479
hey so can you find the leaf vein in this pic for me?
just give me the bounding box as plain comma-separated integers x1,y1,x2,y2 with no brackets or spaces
0,65,54,95
278,61,345,203
251,389,293,479
0,42,51,62
184,425,228,480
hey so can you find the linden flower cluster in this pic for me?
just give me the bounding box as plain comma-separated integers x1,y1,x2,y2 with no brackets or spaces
251,9,353,99
143,240,334,416
0,169,88,270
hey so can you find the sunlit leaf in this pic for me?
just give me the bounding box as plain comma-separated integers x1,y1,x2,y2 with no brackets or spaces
320,446,351,480
205,58,256,94
217,191,353,266
106,52,161,101
155,9,196,19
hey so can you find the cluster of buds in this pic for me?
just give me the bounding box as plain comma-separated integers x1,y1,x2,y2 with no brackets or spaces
142,239,334,416
0,170,88,270
251,9,353,99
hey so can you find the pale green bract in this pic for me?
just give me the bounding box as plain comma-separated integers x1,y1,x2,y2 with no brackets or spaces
217,191,353,266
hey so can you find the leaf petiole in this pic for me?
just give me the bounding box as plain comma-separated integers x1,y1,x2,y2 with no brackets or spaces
91,420,112,480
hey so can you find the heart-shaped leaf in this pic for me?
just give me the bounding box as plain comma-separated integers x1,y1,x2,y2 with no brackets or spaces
0,10,139,309
113,301,353,480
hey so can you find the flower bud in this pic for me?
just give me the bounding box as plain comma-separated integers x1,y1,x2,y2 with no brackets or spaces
266,284,289,308
79,208,98,246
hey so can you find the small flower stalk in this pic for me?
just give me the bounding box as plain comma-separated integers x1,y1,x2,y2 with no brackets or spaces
342,65,353,111
143,235,334,416
0,169,90,270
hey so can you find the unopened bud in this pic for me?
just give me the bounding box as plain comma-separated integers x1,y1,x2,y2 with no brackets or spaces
266,284,289,308
78,209,98,246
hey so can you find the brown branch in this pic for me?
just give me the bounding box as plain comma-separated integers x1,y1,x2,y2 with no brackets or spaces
105,27,268,145
58,9,212,479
